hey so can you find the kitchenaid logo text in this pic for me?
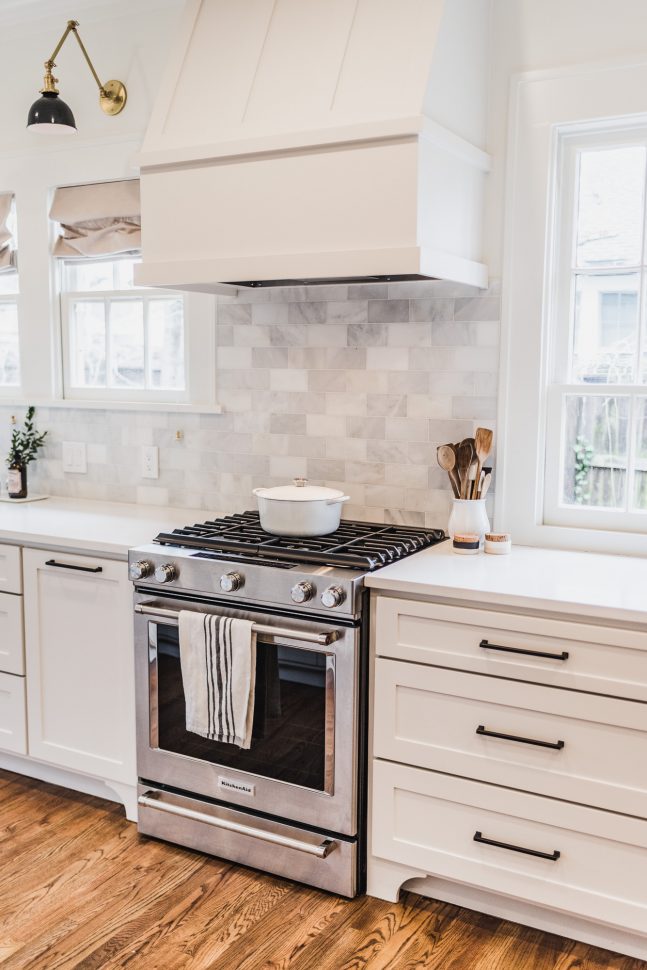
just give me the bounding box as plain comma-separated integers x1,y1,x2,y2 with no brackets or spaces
218,777,255,796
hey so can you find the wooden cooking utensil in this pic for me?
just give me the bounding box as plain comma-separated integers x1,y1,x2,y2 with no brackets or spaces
436,444,461,498
480,471,492,499
473,427,493,499
457,438,475,499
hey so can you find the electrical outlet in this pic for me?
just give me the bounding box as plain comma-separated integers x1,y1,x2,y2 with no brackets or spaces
142,445,159,480
62,441,87,474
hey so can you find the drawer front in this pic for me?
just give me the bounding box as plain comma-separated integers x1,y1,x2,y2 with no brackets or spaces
372,761,647,935
0,672,26,755
0,592,24,675
0,544,21,595
374,659,647,816
375,597,647,701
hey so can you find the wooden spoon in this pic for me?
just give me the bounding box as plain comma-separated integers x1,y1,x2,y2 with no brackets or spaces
457,438,475,499
480,471,492,499
437,444,460,498
473,427,493,499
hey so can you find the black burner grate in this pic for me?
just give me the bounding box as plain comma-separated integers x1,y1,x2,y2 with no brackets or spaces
154,511,446,570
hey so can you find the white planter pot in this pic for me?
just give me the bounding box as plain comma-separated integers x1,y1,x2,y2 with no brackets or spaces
253,479,350,537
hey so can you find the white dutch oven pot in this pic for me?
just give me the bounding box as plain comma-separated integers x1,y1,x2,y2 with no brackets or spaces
253,478,350,537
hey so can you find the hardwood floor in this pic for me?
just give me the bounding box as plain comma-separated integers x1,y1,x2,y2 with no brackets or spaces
0,770,644,970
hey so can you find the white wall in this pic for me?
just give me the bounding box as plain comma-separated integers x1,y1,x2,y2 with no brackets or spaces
485,0,647,276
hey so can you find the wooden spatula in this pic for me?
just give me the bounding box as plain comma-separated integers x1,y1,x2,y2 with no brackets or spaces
457,438,475,499
473,427,493,499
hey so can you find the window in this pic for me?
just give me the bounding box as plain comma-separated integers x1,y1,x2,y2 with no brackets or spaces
0,196,19,388
544,132,647,534
60,257,187,403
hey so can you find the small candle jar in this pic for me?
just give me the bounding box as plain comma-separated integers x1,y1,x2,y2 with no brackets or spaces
452,533,481,555
484,532,511,555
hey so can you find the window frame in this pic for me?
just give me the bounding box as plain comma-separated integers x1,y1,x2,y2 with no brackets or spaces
543,126,647,535
496,59,647,557
59,258,190,405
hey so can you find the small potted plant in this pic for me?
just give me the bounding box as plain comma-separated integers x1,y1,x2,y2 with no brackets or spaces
6,406,47,499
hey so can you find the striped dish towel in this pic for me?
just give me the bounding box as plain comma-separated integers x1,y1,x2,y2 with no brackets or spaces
178,612,257,749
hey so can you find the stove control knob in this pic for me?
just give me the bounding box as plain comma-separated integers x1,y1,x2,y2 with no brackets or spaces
220,571,243,593
321,585,346,609
291,581,315,604
129,560,153,581
154,563,177,584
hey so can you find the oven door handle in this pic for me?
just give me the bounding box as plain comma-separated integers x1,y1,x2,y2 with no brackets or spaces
134,603,341,646
138,792,336,858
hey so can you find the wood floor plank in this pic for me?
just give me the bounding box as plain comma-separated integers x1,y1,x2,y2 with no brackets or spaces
0,769,645,970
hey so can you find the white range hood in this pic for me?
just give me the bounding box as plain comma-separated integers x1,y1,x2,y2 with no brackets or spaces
136,0,491,295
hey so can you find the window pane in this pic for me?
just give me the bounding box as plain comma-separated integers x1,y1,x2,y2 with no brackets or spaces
0,302,20,386
109,299,144,388
634,399,647,511
572,273,638,383
64,258,137,292
0,271,18,296
562,395,629,508
148,299,185,390
70,300,106,387
575,146,645,268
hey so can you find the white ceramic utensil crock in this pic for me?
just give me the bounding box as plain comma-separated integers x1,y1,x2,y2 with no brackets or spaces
253,478,350,536
447,498,491,544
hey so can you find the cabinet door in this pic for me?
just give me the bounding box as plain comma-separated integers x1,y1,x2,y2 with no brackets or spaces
0,591,24,675
23,549,135,784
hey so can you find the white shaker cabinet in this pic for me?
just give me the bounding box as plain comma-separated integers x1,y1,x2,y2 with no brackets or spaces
23,549,136,794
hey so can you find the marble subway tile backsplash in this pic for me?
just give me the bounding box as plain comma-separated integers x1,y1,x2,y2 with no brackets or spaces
2,280,499,528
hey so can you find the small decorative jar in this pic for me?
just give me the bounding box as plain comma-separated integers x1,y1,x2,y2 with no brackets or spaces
484,532,511,555
447,499,490,544
452,533,480,555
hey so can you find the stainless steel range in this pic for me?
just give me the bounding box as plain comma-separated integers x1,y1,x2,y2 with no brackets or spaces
129,511,445,897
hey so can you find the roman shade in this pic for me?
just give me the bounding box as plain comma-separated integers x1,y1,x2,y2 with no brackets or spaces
0,192,16,272
50,179,141,258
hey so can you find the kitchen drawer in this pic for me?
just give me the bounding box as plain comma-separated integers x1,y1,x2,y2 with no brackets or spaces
374,659,647,816
0,591,24,675
375,597,647,701
0,672,26,755
372,760,647,935
0,544,21,595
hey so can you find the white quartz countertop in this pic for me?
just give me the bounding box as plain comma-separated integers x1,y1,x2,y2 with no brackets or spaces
0,496,212,559
366,541,647,626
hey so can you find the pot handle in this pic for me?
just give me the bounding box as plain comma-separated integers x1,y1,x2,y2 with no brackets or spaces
326,495,350,506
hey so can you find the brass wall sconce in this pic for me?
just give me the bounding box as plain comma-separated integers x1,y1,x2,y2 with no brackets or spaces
27,20,127,133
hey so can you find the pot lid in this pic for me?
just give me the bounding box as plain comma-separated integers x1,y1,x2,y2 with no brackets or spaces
254,478,345,502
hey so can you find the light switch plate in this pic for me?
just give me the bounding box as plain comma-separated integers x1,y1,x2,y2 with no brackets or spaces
142,445,159,480
62,441,87,474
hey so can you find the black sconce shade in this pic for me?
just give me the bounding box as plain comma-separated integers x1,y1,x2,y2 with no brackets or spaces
27,91,76,133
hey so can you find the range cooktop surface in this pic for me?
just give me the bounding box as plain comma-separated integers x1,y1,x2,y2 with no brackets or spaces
154,511,445,571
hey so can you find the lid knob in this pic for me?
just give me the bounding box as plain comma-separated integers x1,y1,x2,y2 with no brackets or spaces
293,477,308,487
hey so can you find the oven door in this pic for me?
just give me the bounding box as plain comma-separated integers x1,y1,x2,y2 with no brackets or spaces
134,594,360,836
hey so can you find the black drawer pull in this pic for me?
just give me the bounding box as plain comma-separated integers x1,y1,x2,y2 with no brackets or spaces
476,725,565,750
474,831,560,861
45,559,103,574
479,639,569,661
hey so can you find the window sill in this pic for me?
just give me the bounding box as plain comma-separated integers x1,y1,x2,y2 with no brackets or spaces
0,397,223,415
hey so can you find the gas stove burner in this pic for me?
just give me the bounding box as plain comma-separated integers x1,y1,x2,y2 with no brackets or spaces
154,511,446,571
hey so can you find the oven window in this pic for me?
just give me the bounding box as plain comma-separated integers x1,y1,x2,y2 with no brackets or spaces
155,624,329,791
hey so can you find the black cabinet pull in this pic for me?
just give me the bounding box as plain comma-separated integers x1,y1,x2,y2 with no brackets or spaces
474,831,560,861
479,638,569,661
476,725,565,750
45,559,103,574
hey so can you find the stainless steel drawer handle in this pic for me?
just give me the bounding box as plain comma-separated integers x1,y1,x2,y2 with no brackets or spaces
474,831,560,861
476,725,565,750
134,603,340,646
45,559,103,574
479,639,569,662
138,792,335,859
